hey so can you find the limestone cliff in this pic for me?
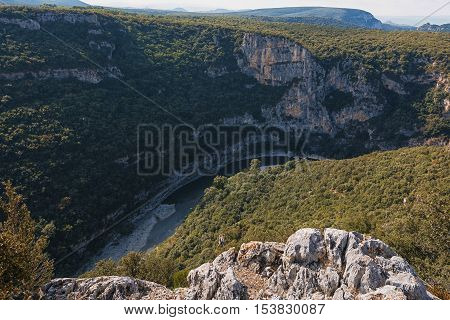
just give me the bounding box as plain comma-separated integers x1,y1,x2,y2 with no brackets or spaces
0,12,121,83
41,228,436,300
236,33,444,138
0,12,99,30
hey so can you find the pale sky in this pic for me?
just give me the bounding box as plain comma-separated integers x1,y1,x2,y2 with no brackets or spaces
82,0,450,19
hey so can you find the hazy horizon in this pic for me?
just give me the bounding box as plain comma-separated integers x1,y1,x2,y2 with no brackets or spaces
80,0,450,25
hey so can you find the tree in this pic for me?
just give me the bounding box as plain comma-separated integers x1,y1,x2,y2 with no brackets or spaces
0,181,53,299
117,252,143,278
81,259,118,278
137,254,176,287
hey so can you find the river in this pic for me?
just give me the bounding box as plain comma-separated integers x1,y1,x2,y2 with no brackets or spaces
78,155,292,274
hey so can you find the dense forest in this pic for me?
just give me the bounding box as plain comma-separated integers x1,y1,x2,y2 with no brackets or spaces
0,6,448,275
86,146,449,297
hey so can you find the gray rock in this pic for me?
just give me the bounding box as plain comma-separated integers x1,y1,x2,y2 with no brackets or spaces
324,228,348,270
359,261,387,294
318,267,341,296
332,285,355,300
386,272,431,300
41,228,436,300
213,248,237,272
283,228,325,267
286,267,319,299
237,241,284,273
236,33,438,136
185,262,247,300
185,263,221,300
41,277,175,300
359,285,407,300
215,268,248,300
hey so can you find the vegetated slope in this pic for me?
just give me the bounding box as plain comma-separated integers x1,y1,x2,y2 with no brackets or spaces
0,7,285,271
51,228,437,300
0,0,88,6
128,146,448,294
227,7,383,29
0,7,448,273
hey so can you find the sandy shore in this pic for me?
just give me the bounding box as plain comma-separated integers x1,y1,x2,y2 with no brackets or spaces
78,204,176,274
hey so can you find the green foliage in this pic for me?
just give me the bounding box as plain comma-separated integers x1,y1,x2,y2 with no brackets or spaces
0,181,53,299
82,259,118,278
83,251,177,287
146,147,449,292
414,87,450,137
172,269,189,288
0,6,448,275
0,7,284,271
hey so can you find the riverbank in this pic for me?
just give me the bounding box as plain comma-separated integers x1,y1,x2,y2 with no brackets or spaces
77,153,298,275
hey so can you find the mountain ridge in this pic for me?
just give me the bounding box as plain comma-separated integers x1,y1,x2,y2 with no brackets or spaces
223,6,383,29
0,0,88,6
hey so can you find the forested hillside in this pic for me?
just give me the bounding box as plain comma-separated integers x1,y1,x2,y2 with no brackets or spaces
223,7,383,29
0,7,448,274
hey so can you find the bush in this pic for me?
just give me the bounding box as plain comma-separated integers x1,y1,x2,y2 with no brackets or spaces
172,269,189,288
0,181,53,299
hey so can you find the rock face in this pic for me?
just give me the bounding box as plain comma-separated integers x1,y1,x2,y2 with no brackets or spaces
236,33,441,136
41,276,176,300
41,228,435,300
0,69,114,84
0,11,120,84
0,12,99,31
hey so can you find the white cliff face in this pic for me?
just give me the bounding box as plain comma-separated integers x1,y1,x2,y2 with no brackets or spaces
236,33,440,136
237,34,321,86
41,228,436,300
0,12,121,84
0,17,40,30
36,12,99,25
0,12,100,31
0,68,119,84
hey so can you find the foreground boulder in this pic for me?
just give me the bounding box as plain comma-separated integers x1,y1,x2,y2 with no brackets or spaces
41,228,435,300
41,276,176,300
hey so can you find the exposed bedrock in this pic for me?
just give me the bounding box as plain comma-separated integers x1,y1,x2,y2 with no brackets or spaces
41,228,436,300
236,33,443,136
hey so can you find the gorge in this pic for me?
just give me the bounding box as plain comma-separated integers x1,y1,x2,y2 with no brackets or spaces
0,7,448,299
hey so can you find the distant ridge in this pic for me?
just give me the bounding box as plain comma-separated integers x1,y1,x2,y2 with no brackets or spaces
225,6,383,29
418,23,450,32
172,7,187,12
0,0,88,6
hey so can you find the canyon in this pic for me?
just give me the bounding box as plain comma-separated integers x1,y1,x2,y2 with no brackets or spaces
0,8,448,298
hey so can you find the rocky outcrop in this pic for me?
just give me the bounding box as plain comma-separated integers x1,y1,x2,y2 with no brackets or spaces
35,12,99,26
0,12,121,83
0,68,121,84
0,17,40,30
418,23,450,33
89,41,116,60
41,228,435,300
0,12,100,31
41,276,176,300
236,33,439,136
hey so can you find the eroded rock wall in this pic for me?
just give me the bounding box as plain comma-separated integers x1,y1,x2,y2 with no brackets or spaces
236,33,441,136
